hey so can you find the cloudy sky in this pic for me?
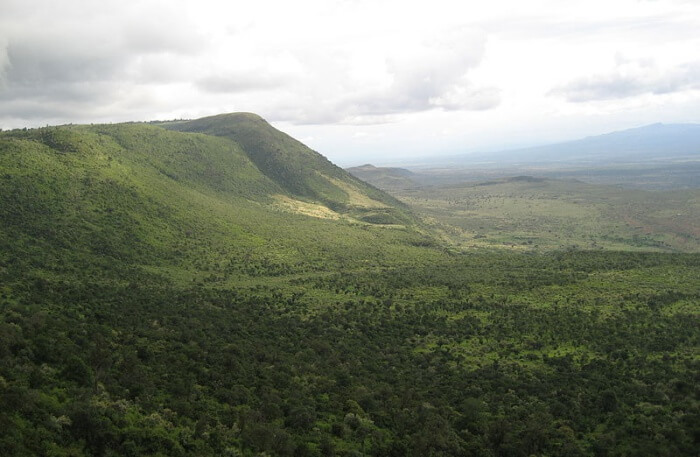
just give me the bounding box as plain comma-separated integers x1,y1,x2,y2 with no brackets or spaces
1,0,699,165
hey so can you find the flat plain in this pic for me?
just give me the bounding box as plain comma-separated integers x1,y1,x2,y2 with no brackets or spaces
385,176,700,252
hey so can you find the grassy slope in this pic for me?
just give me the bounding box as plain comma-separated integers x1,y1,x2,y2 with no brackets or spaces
0,123,441,286
163,113,415,225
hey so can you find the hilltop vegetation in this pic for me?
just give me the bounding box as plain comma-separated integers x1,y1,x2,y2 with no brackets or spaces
0,115,698,456
163,114,413,225
0,119,432,279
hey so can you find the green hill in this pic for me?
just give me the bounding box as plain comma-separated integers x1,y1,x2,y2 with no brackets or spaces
0,118,437,286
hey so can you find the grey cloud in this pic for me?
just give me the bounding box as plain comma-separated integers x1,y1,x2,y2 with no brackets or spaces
553,76,646,102
281,27,500,125
351,82,500,118
551,59,700,102
194,51,305,94
0,88,118,125
0,0,499,128
122,16,208,56
196,74,286,93
267,106,348,125
0,34,131,124
373,28,499,113
6,39,126,87
0,98,84,120
0,11,203,124
0,81,116,106
129,54,195,84
0,40,9,88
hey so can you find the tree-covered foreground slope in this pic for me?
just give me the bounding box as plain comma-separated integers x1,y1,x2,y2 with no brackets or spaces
0,116,698,456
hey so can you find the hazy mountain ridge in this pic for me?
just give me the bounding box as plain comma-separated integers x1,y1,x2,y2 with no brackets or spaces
346,163,421,190
352,123,700,191
455,123,700,165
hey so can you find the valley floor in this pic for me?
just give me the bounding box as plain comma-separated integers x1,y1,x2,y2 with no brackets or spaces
391,178,700,253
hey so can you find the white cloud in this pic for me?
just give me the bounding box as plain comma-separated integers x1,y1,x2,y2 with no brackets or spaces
551,55,700,102
258,26,499,124
0,0,501,127
366,27,499,113
196,52,304,93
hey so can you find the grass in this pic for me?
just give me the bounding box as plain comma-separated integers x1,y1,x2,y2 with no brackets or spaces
162,113,414,225
0,122,442,289
394,178,700,252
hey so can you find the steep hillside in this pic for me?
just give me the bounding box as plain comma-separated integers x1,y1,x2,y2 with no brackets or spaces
0,120,438,284
163,113,413,225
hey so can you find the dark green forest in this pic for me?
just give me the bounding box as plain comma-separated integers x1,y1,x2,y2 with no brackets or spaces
1,116,698,456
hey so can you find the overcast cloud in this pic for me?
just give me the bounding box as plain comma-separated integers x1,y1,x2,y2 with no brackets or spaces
1,0,699,162
551,57,700,102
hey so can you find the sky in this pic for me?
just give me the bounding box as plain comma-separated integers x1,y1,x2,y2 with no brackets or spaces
1,0,699,165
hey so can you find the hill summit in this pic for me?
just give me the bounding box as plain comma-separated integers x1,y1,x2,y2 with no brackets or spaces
160,113,411,224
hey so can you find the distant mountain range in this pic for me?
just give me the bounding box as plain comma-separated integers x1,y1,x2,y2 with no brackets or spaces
449,123,700,166
347,123,700,190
